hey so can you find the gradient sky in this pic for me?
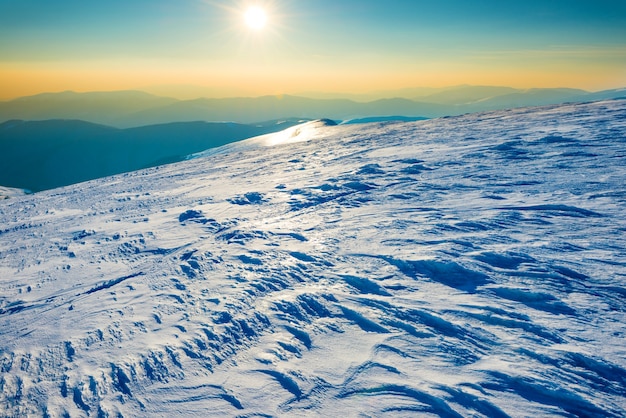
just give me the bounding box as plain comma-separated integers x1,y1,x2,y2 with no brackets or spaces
1,0,625,99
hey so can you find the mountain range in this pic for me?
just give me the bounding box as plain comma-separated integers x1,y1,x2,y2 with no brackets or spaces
1,86,624,128
0,118,303,192
2,85,625,194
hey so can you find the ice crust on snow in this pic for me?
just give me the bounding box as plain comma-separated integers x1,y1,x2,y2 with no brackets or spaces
1,100,625,417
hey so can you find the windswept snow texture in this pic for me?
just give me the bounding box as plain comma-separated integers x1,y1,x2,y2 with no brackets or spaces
1,101,626,417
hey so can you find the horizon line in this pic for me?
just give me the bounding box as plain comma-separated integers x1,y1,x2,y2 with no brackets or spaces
2,84,626,102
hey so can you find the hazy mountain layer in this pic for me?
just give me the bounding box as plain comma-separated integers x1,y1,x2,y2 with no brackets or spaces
1,101,625,417
1,87,624,128
0,119,303,192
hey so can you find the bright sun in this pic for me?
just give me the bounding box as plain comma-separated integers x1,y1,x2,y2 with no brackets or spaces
244,6,267,30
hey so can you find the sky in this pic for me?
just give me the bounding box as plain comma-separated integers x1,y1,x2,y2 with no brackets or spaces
1,0,625,99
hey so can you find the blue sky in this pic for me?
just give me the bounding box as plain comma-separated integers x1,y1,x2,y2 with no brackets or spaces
1,0,625,98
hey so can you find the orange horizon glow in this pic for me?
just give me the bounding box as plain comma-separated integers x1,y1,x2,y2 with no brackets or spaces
1,2,625,101
1,60,624,101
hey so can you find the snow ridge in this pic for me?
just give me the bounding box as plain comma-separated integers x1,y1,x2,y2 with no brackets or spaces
1,100,625,417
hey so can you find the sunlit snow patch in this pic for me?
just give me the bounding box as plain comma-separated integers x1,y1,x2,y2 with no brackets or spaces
189,118,338,159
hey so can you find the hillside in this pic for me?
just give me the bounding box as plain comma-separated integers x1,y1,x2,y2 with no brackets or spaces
1,101,625,417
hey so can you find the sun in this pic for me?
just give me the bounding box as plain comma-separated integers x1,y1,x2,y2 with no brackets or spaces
244,6,267,30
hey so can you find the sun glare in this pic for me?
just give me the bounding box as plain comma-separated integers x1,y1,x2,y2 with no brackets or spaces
244,6,267,30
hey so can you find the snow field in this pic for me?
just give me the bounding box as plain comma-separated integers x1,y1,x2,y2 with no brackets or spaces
1,100,625,417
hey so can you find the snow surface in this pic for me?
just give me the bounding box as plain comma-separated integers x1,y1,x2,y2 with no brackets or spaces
0,186,29,200
1,100,625,417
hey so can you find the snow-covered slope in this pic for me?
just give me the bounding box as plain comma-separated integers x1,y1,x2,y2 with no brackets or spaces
0,186,28,200
1,100,625,417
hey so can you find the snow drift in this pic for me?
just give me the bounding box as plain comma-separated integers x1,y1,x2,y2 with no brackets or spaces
1,100,625,417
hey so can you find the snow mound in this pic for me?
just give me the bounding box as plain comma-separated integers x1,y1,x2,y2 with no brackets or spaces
1,101,625,417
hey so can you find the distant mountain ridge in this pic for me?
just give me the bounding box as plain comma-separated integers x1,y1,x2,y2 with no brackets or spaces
2,86,624,193
1,90,178,127
1,86,624,128
0,118,304,192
